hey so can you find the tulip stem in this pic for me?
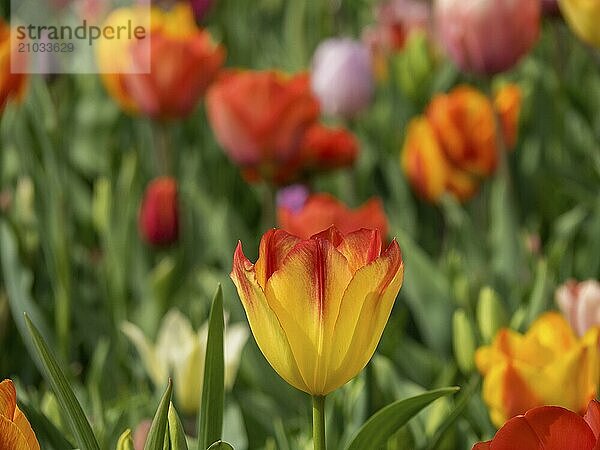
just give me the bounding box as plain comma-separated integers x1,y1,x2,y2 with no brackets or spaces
154,121,172,175
312,395,326,450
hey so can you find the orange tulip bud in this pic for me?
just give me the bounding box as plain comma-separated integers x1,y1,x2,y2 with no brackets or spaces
494,84,522,150
278,193,388,239
139,177,179,247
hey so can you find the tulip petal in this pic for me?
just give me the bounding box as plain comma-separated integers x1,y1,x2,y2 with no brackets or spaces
489,406,596,450
336,228,383,273
264,237,353,394
254,229,302,289
472,442,491,450
231,242,308,392
0,379,16,420
585,400,600,439
0,415,32,450
223,324,249,390
13,407,40,450
324,240,403,393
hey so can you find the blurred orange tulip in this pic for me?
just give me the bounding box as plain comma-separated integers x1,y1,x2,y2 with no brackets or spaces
99,4,225,120
278,193,388,239
402,84,522,203
426,86,498,176
0,19,27,112
476,313,600,428
0,379,40,450
206,70,320,182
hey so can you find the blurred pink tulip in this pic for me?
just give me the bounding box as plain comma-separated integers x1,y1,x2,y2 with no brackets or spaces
133,419,152,450
311,38,374,118
434,0,541,74
556,279,600,337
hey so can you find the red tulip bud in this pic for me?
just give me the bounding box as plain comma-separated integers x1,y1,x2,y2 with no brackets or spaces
139,177,179,247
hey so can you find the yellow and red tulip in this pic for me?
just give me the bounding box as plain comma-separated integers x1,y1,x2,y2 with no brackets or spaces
230,227,404,395
278,193,388,240
475,312,600,428
0,379,40,450
98,3,225,120
473,400,600,450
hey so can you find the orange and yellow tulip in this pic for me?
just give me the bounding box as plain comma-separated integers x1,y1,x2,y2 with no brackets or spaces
98,4,225,120
0,19,27,112
0,379,40,450
231,227,404,395
475,312,600,428
401,84,522,203
278,193,388,240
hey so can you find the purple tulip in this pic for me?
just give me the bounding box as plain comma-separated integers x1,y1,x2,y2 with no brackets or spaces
276,185,310,214
311,38,374,118
541,0,560,16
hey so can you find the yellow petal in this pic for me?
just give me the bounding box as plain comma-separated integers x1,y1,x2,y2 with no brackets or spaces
121,322,167,387
173,341,204,415
264,237,353,394
336,229,383,274
324,241,404,393
231,242,308,392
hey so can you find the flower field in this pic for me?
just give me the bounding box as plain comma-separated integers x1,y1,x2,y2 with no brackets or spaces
1,0,600,449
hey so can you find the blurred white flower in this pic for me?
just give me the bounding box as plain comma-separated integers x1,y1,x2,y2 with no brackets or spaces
311,38,374,118
556,279,600,337
122,309,248,414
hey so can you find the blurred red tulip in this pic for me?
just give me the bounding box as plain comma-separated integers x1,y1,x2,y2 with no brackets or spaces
206,70,320,181
139,177,179,247
278,193,388,239
0,19,28,112
473,400,600,450
99,4,225,120
266,124,359,184
434,0,540,74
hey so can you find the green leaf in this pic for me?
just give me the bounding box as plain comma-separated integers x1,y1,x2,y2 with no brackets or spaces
344,388,459,450
206,442,234,450
145,380,174,450
24,314,100,450
198,285,225,450
0,221,53,356
168,403,189,450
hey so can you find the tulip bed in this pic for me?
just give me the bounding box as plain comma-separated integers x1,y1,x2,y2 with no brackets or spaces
1,1,600,450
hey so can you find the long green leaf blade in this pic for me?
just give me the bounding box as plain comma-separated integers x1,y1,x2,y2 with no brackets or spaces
24,314,100,450
198,285,225,450
345,387,459,450
145,380,173,450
